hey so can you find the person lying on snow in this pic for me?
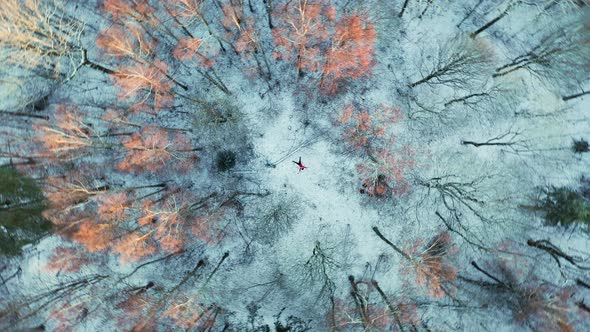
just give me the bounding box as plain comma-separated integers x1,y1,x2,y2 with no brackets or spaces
292,157,307,172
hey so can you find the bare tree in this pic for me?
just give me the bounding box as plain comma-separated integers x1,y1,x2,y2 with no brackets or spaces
0,0,111,80
251,194,301,244
470,0,521,38
302,241,339,298
562,89,590,101
414,174,497,249
399,0,411,17
409,37,494,89
408,80,517,120
462,259,586,331
461,129,525,149
493,18,590,88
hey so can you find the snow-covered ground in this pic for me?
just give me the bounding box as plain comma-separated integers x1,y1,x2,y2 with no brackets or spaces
1,0,589,331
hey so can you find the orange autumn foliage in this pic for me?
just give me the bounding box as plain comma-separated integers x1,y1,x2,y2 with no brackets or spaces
173,37,215,67
118,126,193,173
113,230,156,262
45,246,90,272
166,0,205,20
97,192,130,222
273,0,334,73
48,301,89,332
115,290,153,329
139,197,187,252
339,104,403,149
112,60,175,111
43,175,106,209
96,24,155,59
173,37,203,60
221,1,258,56
164,298,217,330
321,14,376,94
103,0,159,26
339,104,413,197
515,286,579,332
479,256,585,331
71,220,114,252
403,232,458,298
34,105,92,158
273,2,375,93
357,146,416,197
110,193,194,262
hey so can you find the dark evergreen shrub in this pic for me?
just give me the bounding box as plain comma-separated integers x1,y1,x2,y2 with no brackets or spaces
216,150,237,172
0,167,50,255
539,186,590,228
572,138,589,153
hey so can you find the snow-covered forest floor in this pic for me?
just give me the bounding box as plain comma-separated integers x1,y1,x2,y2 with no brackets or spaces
1,0,589,331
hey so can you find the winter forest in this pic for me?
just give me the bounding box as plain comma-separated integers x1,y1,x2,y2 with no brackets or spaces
1,0,590,331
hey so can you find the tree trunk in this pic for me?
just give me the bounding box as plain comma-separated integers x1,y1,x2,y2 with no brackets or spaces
563,90,589,101
444,92,489,107
264,0,274,29
399,0,411,18
419,0,433,19
409,70,439,88
470,261,506,286
348,276,370,329
372,280,405,331
492,63,528,77
461,140,515,147
471,1,519,38
0,111,49,120
372,227,412,261
82,49,115,75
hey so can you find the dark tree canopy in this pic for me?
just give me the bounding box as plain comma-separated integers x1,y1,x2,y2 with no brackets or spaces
0,167,50,256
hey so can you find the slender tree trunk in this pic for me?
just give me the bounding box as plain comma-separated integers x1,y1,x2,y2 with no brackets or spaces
577,301,590,314
197,14,227,54
444,92,489,107
348,276,370,329
82,49,115,75
201,252,229,287
471,1,519,38
409,70,439,88
196,69,230,94
84,60,115,75
492,63,528,77
495,53,532,73
563,90,589,101
264,0,274,29
461,140,515,147
372,280,405,332
527,239,590,269
578,279,590,289
164,6,195,39
0,111,49,120
470,261,507,287
1,160,36,168
255,40,273,81
399,0,411,17
419,0,433,19
163,72,189,91
372,227,412,261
